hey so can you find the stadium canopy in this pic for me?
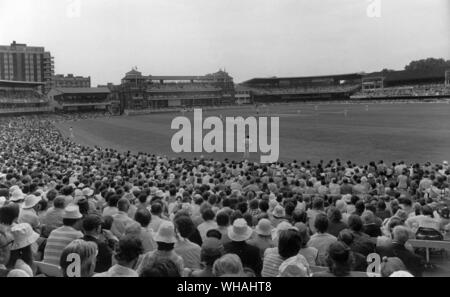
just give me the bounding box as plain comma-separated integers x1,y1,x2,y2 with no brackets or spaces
241,73,363,85
0,80,45,87
364,69,446,85
50,87,111,94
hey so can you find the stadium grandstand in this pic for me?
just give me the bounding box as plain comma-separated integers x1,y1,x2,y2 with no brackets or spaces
114,68,235,115
352,68,450,100
0,80,50,115
240,73,362,103
47,87,111,113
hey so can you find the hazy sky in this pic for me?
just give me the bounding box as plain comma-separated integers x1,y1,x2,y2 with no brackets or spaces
1,0,449,86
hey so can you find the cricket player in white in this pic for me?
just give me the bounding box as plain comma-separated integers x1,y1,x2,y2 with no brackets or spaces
244,135,251,160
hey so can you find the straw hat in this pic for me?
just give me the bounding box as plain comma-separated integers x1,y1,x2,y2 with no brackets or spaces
272,205,286,219
22,195,41,209
10,189,25,202
154,221,177,243
228,218,253,242
63,205,83,219
255,219,273,236
10,223,40,250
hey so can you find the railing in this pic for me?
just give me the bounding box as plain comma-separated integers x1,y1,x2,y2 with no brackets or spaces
0,106,52,114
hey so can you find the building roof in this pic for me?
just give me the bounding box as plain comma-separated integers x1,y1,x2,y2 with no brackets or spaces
52,87,110,94
242,73,363,85
147,75,207,81
0,80,45,87
364,69,446,83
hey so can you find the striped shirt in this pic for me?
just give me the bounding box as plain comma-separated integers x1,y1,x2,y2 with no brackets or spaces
262,247,283,277
43,226,83,266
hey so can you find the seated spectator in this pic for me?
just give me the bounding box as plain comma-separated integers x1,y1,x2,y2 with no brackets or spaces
361,210,382,237
296,223,318,266
7,223,39,276
212,253,245,277
111,198,135,238
337,229,367,272
0,225,13,277
18,195,42,231
43,205,84,266
139,258,181,277
313,241,362,277
41,196,66,236
347,215,375,256
405,205,440,233
137,221,184,276
133,208,156,253
376,225,425,277
307,214,337,266
197,208,218,242
60,239,98,277
262,229,309,277
95,235,143,277
247,218,275,258
327,207,348,237
224,218,262,276
82,214,113,273
216,211,231,245
190,238,224,277
174,216,201,270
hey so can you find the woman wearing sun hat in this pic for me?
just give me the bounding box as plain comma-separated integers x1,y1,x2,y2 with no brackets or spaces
7,223,40,276
223,218,262,276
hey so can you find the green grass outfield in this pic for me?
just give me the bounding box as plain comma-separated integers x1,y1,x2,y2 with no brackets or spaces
55,102,450,164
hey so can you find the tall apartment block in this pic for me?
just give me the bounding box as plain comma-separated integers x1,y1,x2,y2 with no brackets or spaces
0,41,54,93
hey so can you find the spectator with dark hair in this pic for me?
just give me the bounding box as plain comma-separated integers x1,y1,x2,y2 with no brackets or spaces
82,214,113,272
111,198,135,239
190,238,224,277
197,208,217,242
327,207,348,238
102,194,120,217
95,235,143,277
313,242,360,277
375,200,391,221
216,211,231,245
139,257,181,277
133,208,156,253
0,203,20,227
0,224,13,277
307,213,337,266
347,214,376,256
174,216,201,270
262,229,309,277
149,203,164,233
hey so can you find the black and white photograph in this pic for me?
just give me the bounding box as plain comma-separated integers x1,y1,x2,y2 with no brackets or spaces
0,0,450,285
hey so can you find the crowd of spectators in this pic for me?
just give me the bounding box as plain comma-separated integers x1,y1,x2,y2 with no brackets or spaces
355,84,450,98
250,85,360,96
1,113,450,277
